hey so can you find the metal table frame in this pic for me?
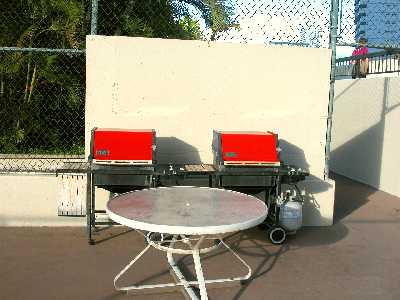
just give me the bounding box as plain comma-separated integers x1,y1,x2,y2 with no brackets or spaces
114,232,250,300
106,187,268,300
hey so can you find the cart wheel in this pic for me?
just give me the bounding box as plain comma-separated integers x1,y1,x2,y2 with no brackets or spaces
268,226,286,245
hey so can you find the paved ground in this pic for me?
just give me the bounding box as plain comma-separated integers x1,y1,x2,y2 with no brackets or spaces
1,173,399,300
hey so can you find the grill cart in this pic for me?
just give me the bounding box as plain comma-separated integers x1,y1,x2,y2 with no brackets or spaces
58,129,308,245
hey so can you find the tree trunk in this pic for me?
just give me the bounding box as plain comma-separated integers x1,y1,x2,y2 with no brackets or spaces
0,73,4,98
27,64,37,103
24,58,31,102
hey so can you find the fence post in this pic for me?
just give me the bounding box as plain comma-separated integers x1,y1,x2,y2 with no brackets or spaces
324,0,339,180
90,0,99,35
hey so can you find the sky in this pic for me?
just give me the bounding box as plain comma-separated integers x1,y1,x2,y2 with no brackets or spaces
183,0,357,57
336,46,355,58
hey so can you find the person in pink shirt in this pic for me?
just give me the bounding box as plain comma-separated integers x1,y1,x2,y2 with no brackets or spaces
351,37,369,79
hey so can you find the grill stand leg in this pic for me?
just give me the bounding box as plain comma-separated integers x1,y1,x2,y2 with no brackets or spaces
86,172,94,245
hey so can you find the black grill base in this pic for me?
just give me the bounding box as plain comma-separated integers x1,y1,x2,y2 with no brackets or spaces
58,163,308,245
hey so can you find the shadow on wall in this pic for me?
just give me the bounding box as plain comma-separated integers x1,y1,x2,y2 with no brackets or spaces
155,136,202,164
331,122,384,189
279,139,310,172
330,119,385,221
330,77,400,219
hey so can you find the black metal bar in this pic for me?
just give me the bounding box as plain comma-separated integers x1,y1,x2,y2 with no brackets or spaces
86,172,93,245
336,50,400,78
324,0,339,179
87,128,96,245
0,46,85,54
94,221,118,225
90,0,98,35
336,49,400,63
91,174,95,229
336,42,400,50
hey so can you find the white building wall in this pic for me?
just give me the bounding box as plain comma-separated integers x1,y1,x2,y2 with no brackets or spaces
331,77,400,197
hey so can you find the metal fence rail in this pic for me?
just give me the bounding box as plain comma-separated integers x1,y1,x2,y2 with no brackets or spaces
336,49,400,78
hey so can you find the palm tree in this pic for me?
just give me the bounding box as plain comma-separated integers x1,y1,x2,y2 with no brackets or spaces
0,0,86,153
99,0,234,40
173,0,236,40
0,0,234,154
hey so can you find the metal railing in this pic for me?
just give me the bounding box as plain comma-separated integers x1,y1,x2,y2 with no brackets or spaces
336,49,400,78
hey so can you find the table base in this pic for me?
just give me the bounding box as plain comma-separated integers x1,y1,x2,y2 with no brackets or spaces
113,233,252,300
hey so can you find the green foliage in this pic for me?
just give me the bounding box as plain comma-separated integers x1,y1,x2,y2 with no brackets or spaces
173,0,235,40
0,0,86,49
179,16,204,40
0,0,233,155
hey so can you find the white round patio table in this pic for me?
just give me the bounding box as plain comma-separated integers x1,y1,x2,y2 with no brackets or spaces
106,186,268,300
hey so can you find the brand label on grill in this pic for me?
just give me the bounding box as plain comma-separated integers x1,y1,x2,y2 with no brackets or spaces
96,149,110,156
225,152,237,157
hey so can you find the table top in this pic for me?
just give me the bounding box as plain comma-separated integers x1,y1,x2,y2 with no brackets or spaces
106,186,268,235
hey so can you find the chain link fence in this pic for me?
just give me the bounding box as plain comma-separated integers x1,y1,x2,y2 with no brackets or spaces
2,0,397,173
95,0,332,47
0,0,89,172
334,0,400,79
338,0,400,48
0,50,86,172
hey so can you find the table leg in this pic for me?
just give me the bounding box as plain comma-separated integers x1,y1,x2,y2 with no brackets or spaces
113,234,252,299
192,248,208,300
189,236,207,299
167,235,199,300
114,244,151,291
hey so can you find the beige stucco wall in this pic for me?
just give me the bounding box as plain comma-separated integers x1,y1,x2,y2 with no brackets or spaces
331,77,400,197
85,36,335,226
0,174,110,226
86,36,331,178
0,174,83,226
0,173,334,227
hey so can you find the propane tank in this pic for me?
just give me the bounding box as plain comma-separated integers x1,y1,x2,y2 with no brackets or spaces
279,190,303,232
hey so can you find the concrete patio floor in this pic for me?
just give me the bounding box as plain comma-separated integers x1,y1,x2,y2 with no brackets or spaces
1,173,399,300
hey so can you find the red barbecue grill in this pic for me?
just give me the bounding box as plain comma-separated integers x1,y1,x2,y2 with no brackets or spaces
92,128,156,165
63,127,309,245
212,130,280,168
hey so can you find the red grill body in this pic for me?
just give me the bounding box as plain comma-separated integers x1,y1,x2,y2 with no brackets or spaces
212,130,280,167
91,128,156,165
